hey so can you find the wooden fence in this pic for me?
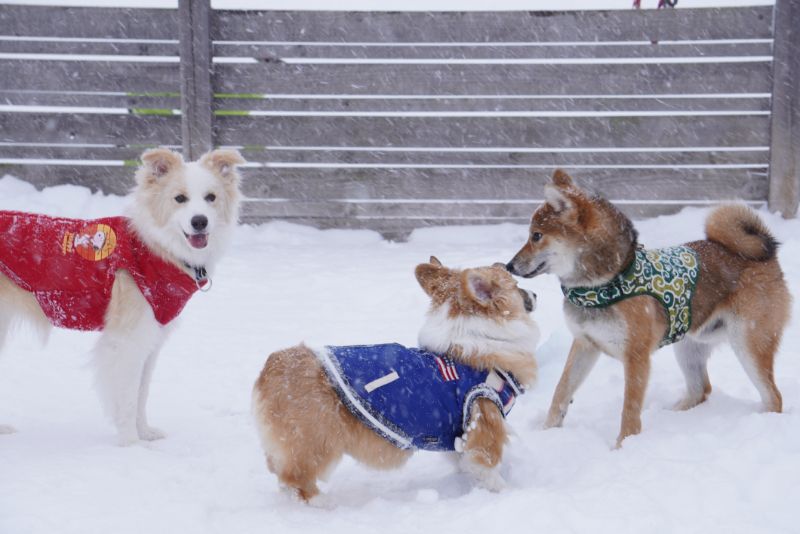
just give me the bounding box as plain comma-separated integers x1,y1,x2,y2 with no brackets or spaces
1,1,798,239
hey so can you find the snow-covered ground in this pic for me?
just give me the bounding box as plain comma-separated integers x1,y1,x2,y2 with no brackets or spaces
0,175,798,534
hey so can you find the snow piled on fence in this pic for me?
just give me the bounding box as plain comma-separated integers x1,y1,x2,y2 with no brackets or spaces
0,174,799,534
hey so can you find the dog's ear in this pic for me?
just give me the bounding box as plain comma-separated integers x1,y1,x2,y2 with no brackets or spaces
139,148,183,184
415,260,450,297
551,169,574,189
429,255,442,266
462,269,497,307
200,149,246,182
544,184,574,213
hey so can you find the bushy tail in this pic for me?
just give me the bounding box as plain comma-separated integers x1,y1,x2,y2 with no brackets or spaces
705,204,779,261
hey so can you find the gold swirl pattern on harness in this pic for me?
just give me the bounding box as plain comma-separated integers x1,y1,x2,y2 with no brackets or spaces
562,246,700,347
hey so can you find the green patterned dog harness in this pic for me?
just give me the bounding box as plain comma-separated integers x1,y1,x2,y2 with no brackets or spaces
562,246,700,347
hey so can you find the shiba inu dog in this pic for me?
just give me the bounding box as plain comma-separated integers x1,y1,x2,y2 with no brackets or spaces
252,259,539,503
507,170,790,448
0,147,245,444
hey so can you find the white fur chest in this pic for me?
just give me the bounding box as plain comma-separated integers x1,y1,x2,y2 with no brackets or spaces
417,303,540,361
563,302,627,359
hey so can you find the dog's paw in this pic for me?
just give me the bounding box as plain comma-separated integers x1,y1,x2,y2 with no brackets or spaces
543,414,564,429
460,455,506,492
307,493,335,509
116,432,140,447
672,395,707,411
138,426,166,441
475,468,507,492
0,424,17,435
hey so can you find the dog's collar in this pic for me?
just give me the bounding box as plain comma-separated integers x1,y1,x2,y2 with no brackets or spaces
183,262,212,292
562,252,638,299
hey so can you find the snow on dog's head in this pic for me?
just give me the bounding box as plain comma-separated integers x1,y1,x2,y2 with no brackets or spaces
130,147,245,268
415,257,539,384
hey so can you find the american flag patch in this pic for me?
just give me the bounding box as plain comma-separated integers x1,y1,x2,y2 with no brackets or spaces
434,355,459,382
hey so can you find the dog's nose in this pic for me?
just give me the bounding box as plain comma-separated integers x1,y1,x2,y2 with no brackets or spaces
505,261,516,274
191,215,208,232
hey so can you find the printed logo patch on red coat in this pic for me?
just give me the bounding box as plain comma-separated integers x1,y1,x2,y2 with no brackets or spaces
62,223,118,261
434,355,460,382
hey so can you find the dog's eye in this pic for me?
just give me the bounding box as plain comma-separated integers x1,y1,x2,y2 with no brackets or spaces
205,193,216,203
174,194,188,204
532,232,543,242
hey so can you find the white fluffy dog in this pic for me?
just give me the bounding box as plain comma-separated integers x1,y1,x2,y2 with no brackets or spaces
0,148,244,444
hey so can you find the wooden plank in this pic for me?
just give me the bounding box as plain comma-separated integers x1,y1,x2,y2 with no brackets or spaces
0,165,136,195
0,146,168,161
238,168,768,201
0,60,180,93
214,62,773,96
215,115,770,149
0,5,178,39
240,199,771,219
236,148,768,166
0,41,178,56
2,94,769,115
212,7,773,43
238,200,767,240
0,146,768,166
179,0,213,159
242,200,541,219
768,0,800,217
212,42,773,60
0,145,769,166
0,114,181,144
214,96,771,113
237,208,530,240
0,92,179,110
2,165,766,204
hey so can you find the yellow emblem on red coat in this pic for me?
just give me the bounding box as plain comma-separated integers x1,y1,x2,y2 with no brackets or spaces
61,224,118,261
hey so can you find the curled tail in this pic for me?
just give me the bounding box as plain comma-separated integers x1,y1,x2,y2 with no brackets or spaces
705,204,779,261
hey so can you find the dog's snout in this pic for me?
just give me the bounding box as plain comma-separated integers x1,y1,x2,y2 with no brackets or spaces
191,215,208,232
505,261,517,274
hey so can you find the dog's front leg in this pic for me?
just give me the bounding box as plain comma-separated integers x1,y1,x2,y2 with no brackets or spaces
93,321,162,445
616,346,652,448
544,338,600,429
136,327,171,441
459,398,507,492
94,271,163,445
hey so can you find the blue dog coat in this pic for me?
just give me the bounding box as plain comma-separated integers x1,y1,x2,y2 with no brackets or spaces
316,343,523,451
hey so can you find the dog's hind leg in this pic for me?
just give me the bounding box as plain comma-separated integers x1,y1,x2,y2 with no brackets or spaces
0,304,14,434
0,276,51,435
673,338,713,410
730,320,783,413
544,338,600,429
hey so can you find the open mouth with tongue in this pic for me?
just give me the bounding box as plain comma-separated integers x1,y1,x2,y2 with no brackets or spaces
184,232,209,249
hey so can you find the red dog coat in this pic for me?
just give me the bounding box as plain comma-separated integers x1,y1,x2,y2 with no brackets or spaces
0,211,201,331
